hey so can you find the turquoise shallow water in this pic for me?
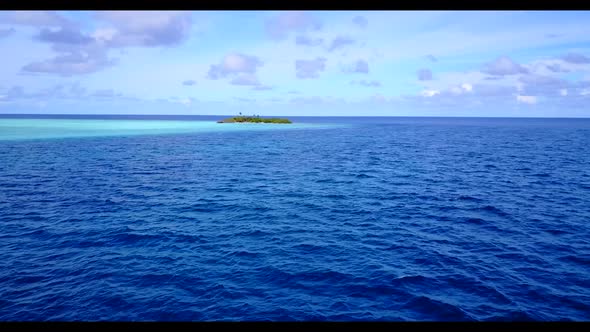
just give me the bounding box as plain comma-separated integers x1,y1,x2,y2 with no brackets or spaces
0,119,336,141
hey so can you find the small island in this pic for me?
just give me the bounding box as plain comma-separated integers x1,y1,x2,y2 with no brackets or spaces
217,115,292,124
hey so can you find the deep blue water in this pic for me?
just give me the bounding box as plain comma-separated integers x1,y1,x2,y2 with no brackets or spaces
1,115,590,321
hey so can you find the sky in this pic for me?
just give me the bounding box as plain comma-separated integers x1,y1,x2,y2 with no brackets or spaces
0,10,590,117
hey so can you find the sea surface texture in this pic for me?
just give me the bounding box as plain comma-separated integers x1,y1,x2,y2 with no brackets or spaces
0,116,589,321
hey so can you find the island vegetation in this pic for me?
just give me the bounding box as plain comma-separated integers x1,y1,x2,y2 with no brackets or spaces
217,113,292,124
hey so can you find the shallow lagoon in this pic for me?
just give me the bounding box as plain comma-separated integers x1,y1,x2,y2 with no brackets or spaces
0,118,339,141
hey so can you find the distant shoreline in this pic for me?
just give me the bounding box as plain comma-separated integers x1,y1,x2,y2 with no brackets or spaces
216,116,292,124
1,114,590,120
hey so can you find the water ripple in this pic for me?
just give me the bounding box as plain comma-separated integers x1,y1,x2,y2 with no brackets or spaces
1,118,590,321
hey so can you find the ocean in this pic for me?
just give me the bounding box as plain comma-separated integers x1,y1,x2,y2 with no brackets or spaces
0,115,589,321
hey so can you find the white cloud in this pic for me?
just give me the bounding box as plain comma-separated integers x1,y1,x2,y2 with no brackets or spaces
426,54,438,62
295,57,326,79
342,59,369,74
417,68,433,81
516,95,537,104
0,27,15,38
449,86,463,94
421,89,440,97
373,18,590,63
295,35,323,46
21,50,115,76
482,56,528,76
252,85,273,91
94,11,193,47
230,73,260,86
437,83,474,96
15,11,197,77
561,52,590,64
327,36,355,52
91,28,117,42
208,53,263,79
352,16,368,28
265,11,321,40
351,80,381,87
370,94,386,102
1,11,69,28
461,83,473,92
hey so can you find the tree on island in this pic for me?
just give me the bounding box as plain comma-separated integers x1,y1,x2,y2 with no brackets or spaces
217,111,289,123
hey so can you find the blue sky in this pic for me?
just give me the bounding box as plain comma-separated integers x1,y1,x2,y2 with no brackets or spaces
1,10,590,117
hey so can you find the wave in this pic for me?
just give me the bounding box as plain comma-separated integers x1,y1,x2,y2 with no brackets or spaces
2,118,589,321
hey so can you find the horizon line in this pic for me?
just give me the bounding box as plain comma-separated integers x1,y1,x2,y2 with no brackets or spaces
1,113,590,119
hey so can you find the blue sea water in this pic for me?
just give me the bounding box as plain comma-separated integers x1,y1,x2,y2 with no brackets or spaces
0,115,589,321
